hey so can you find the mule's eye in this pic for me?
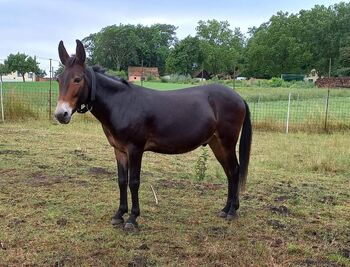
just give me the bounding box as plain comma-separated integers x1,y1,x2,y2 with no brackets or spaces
74,77,82,83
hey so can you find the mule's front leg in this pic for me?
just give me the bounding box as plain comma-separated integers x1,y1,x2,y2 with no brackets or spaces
112,150,128,226
124,148,143,231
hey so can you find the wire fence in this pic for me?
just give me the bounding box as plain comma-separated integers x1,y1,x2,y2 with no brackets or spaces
0,81,349,133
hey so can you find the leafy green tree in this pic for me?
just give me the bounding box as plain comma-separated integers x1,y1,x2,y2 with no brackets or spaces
245,3,350,78
83,24,177,75
166,36,204,75
5,53,40,82
54,63,65,78
0,63,10,82
196,20,245,76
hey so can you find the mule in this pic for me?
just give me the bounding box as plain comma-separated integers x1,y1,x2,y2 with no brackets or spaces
54,40,252,230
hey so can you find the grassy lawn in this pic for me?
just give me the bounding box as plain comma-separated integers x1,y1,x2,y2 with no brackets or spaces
0,120,349,266
2,81,350,131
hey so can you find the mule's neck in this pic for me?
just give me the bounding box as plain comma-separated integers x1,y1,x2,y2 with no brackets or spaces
89,72,136,125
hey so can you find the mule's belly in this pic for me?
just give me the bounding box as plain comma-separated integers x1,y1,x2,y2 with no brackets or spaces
144,116,216,154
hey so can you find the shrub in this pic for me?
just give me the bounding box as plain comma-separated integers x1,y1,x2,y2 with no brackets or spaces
269,77,284,87
107,70,128,80
163,74,194,84
146,75,156,81
195,147,209,181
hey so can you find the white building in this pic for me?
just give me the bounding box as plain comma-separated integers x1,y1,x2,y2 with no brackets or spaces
1,71,36,82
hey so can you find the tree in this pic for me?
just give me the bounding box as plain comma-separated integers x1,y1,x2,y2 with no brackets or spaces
54,63,65,78
5,53,40,82
196,20,245,76
82,23,177,75
244,3,350,78
0,63,10,82
166,36,204,75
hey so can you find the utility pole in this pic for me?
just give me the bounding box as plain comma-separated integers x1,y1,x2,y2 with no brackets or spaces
328,58,332,77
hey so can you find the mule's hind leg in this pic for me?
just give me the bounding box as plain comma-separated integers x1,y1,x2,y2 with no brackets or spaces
209,136,240,220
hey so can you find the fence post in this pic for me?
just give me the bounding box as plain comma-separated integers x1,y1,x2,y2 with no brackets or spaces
324,89,330,131
48,59,52,120
0,80,4,122
286,93,291,133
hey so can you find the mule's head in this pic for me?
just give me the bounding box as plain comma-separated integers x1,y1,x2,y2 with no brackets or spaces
54,40,89,124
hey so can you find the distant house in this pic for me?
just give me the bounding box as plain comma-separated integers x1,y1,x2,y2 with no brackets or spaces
128,66,160,82
306,69,319,83
192,70,210,80
1,71,36,82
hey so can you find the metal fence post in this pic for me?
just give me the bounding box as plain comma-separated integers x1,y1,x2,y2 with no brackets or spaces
0,80,4,122
286,93,291,133
324,89,330,131
48,59,52,120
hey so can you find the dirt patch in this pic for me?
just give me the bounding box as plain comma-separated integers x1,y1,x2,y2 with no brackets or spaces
194,182,224,191
341,248,350,259
89,167,114,176
274,196,288,202
26,171,71,187
319,195,337,205
138,244,150,250
267,219,286,229
269,205,290,215
7,218,26,228
206,226,229,237
0,149,29,157
71,149,92,161
158,179,190,189
128,255,148,267
57,218,68,227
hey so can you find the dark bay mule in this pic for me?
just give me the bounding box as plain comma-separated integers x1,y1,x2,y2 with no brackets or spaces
55,40,252,230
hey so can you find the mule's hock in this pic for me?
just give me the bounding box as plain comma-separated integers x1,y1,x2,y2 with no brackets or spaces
315,77,350,88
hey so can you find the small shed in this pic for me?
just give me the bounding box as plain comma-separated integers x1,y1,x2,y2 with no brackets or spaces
128,67,159,82
192,70,210,80
281,73,306,82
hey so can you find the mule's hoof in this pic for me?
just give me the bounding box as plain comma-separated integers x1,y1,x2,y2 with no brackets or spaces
227,213,239,221
218,211,228,218
124,222,138,231
111,217,124,226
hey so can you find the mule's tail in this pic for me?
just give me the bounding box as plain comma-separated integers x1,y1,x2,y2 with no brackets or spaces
239,100,252,192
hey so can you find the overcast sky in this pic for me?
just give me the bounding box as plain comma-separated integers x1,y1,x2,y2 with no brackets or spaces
0,0,343,74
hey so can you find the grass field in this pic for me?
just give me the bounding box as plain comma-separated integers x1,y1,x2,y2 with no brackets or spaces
1,81,350,131
0,121,349,266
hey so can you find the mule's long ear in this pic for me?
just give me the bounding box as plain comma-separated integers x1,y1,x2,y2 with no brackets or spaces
58,41,69,66
76,39,86,66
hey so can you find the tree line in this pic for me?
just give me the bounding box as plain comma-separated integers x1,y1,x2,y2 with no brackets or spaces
2,2,350,82
83,2,350,79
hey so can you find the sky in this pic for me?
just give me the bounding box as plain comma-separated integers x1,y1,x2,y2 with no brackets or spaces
0,0,343,75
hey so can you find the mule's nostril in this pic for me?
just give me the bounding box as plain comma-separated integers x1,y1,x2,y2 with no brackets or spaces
63,111,68,118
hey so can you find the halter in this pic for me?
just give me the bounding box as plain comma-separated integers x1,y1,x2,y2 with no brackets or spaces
76,67,96,114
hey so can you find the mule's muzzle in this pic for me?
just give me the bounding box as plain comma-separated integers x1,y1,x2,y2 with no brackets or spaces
54,102,72,124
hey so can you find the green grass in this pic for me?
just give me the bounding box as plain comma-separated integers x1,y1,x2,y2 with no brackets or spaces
0,121,349,266
133,81,195,90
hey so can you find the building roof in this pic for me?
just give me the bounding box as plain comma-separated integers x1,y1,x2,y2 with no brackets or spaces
128,66,159,77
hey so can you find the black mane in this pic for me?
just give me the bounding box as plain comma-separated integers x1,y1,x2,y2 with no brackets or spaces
91,65,130,86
